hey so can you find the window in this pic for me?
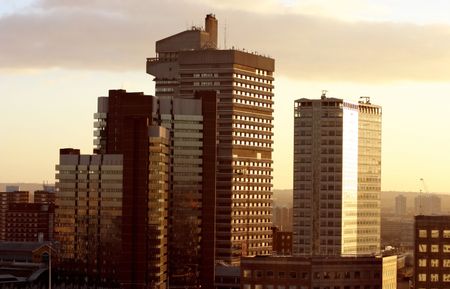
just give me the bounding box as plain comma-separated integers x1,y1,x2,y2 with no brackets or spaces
431,245,439,253
418,259,427,267
444,245,450,253
243,270,252,278
444,230,450,238
443,274,450,282
431,259,439,267
444,259,450,267
266,271,274,278
431,274,439,282
418,274,427,282
419,230,427,238
431,230,439,238
255,270,263,278
419,244,427,252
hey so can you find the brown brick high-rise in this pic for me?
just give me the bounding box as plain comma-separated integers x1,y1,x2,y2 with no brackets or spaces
147,14,275,271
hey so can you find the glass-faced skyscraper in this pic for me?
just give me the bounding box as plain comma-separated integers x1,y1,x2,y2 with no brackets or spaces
293,95,382,256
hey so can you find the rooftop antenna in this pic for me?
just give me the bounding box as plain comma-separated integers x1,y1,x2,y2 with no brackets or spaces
321,90,328,99
224,19,227,49
359,96,371,104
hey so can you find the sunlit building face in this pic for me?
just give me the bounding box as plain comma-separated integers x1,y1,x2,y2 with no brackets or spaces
293,96,382,256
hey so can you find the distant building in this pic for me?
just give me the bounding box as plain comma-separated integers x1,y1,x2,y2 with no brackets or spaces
381,217,414,250
5,203,54,242
293,96,382,256
272,227,293,256
0,190,29,240
5,185,20,193
273,206,293,231
241,255,397,289
395,194,407,216
414,215,450,288
415,194,441,215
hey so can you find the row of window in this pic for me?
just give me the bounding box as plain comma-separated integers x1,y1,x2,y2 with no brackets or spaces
232,186,272,192
418,258,450,267
234,72,271,83
234,81,272,92
418,229,450,238
234,160,272,167
417,273,450,282
418,243,450,253
233,131,272,138
233,97,273,108
233,114,273,124
234,90,273,100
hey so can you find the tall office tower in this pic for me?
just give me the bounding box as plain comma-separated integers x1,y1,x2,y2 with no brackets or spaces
55,149,124,284
148,126,171,288
157,92,218,288
293,95,382,256
357,97,382,255
395,194,407,216
0,190,29,240
94,89,169,289
147,14,275,266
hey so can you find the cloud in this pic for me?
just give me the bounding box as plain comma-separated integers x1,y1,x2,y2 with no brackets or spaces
1,0,450,82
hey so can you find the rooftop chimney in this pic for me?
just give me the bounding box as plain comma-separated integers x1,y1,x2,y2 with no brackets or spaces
205,14,218,49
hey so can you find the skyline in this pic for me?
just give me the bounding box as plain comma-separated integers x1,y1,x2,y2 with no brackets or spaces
1,0,450,193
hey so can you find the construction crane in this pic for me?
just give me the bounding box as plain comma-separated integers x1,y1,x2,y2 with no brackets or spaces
418,178,430,215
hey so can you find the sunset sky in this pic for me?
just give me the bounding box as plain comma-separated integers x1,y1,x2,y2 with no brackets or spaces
1,0,450,193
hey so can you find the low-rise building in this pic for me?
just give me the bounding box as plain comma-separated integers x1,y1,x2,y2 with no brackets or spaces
272,227,293,256
241,255,397,289
414,215,450,289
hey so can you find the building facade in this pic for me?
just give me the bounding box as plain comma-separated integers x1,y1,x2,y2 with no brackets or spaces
34,190,56,205
272,227,293,256
5,203,54,242
147,14,275,266
0,190,29,240
293,95,382,256
240,255,397,289
63,89,218,289
55,149,124,286
395,195,407,216
414,215,450,289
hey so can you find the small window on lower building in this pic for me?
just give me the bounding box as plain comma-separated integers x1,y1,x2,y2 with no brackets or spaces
243,270,252,278
431,274,439,282
418,274,427,282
